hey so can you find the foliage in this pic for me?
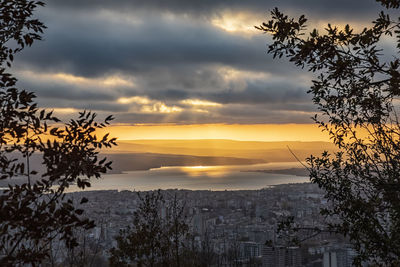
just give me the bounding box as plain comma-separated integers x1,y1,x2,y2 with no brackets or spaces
258,0,400,265
61,228,106,267
0,1,116,265
109,190,189,267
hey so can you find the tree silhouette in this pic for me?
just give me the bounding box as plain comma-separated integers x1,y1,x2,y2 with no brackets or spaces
0,1,116,265
109,190,190,267
258,0,400,265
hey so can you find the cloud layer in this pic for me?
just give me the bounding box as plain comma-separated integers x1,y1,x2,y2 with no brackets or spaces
11,0,385,124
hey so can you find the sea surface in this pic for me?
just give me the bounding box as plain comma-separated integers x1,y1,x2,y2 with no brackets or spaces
66,162,310,192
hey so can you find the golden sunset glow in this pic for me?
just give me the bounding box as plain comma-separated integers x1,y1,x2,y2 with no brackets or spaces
117,96,151,104
140,103,183,113
117,96,183,113
52,107,79,114
180,166,229,177
181,99,222,107
19,70,135,88
218,67,270,85
98,123,331,142
211,11,261,34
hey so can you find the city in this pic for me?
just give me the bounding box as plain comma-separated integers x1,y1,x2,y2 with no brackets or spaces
49,183,356,266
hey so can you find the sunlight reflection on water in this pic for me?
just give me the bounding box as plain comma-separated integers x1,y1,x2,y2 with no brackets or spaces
64,162,310,192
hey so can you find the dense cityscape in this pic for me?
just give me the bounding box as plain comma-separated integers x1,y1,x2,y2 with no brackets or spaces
49,183,356,266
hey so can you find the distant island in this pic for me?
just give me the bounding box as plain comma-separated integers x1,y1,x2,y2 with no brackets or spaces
105,152,265,173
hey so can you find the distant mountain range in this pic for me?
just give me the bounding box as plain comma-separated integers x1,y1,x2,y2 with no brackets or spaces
103,139,337,167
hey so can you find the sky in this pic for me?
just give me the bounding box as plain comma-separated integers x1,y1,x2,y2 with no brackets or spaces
11,0,387,140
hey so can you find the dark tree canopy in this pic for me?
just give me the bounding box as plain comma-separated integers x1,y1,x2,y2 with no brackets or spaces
0,1,116,265
109,190,190,267
258,0,400,265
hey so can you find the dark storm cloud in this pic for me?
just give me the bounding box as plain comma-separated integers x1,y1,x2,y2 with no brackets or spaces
119,66,311,106
114,112,212,125
205,82,310,105
17,77,116,101
11,0,384,124
16,12,294,78
147,89,189,101
47,0,381,19
113,105,316,125
42,100,129,113
217,105,316,123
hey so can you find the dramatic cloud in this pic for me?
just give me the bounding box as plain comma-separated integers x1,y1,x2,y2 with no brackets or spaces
46,0,381,20
10,0,386,124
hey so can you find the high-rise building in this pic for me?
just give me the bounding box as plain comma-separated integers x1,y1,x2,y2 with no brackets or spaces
262,246,285,267
323,251,338,267
286,247,302,267
262,246,303,267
